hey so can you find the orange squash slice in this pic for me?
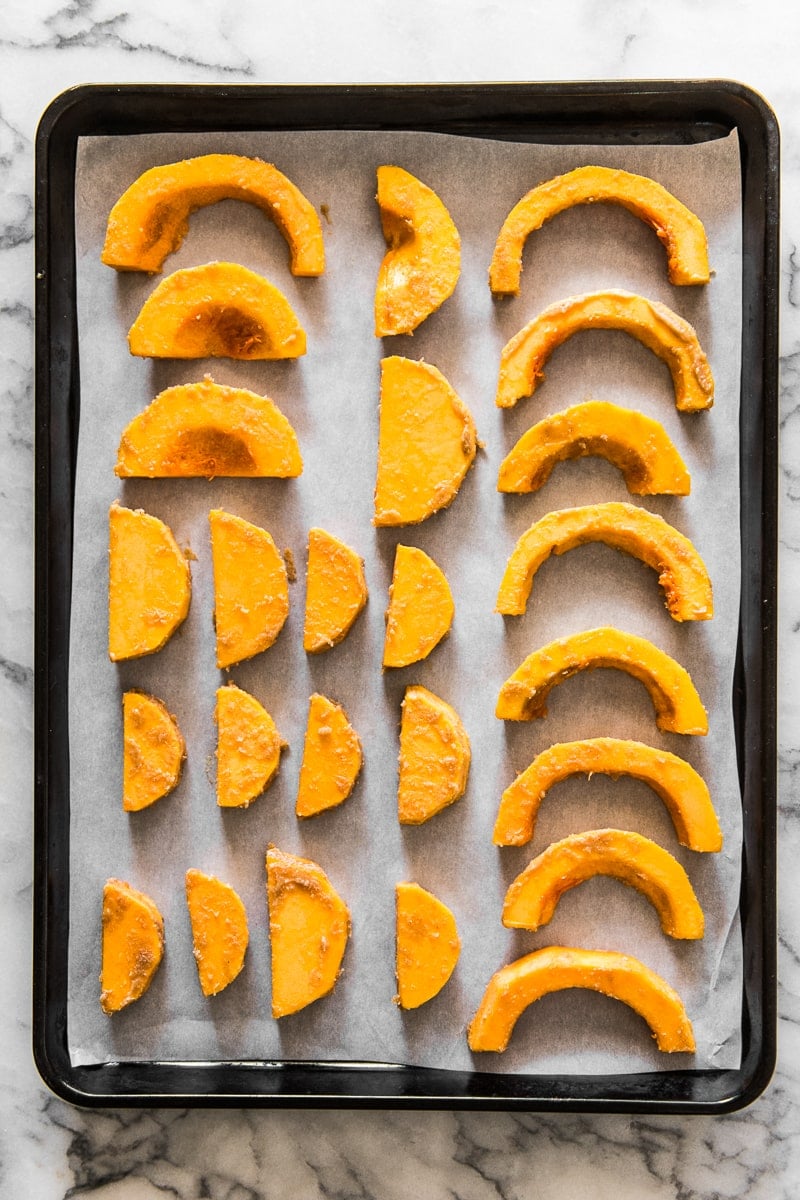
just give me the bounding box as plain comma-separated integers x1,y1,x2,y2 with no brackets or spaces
374,356,478,526
395,882,461,1008
374,165,460,336
295,694,362,818
468,946,695,1053
383,545,454,669
398,685,470,824
496,627,708,734
266,844,350,1017
303,528,368,653
496,502,713,622
185,869,249,997
102,153,324,276
209,509,289,668
100,879,165,1014
108,502,191,662
215,683,284,808
497,400,690,496
489,165,710,296
493,737,721,850
122,691,185,812
496,290,714,412
115,378,302,479
128,262,306,360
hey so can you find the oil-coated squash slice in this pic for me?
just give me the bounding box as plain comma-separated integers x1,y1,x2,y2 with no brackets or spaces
493,737,721,850
489,165,710,296
496,627,708,734
102,153,324,276
115,378,302,479
503,829,704,939
374,356,478,526
122,691,185,812
303,528,368,653
295,694,363,818
496,502,712,622
215,683,284,808
266,844,350,1017
497,400,690,496
209,509,289,668
108,502,191,662
398,685,471,824
374,165,461,336
100,879,165,1014
383,545,454,669
496,290,713,412
185,868,249,997
396,882,461,1008
128,262,306,360
467,946,695,1053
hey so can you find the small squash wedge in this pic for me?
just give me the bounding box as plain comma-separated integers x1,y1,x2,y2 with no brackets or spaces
209,509,289,668
215,683,284,808
383,545,454,669
303,528,368,653
295,694,362,818
496,290,714,412
100,879,165,1014
122,691,185,812
398,685,470,824
185,869,249,997
395,882,461,1008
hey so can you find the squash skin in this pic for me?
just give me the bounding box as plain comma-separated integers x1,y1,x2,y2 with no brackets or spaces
490,165,710,295
209,509,289,669
303,528,368,654
185,869,249,997
100,879,165,1014
398,685,471,825
122,691,185,812
215,683,284,809
295,694,362,818
383,545,454,669
496,290,714,412
102,153,324,275
395,882,461,1008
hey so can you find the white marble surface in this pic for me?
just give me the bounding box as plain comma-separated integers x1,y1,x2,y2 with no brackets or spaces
2,0,799,1195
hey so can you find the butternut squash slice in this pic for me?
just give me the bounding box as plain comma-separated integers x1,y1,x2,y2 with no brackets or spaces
467,946,695,1053
108,502,191,662
503,829,704,939
395,882,461,1008
295,694,362,818
489,165,710,296
496,290,714,412
374,356,478,526
496,502,713,622
496,627,708,734
493,737,721,851
102,153,324,276
122,691,185,812
383,545,454,669
128,262,306,360
497,400,690,496
398,685,471,824
100,879,165,1014
303,528,368,653
266,844,350,1017
185,869,249,997
115,378,302,479
215,683,284,808
209,509,289,668
374,165,461,336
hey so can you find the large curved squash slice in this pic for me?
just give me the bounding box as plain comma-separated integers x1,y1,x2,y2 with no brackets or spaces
215,683,284,808
115,379,302,478
102,153,324,276
496,290,713,412
100,879,165,1014
398,685,471,825
489,165,710,296
496,627,708,734
374,165,460,336
128,262,306,360
497,400,690,496
467,946,695,1053
503,829,704,939
185,869,249,997
295,693,362,818
122,691,185,812
493,737,721,851
303,528,368,653
383,545,454,668
209,509,289,668
496,502,712,622
396,882,461,1008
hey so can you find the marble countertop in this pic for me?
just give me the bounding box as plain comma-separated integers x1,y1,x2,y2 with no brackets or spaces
3,1,799,1195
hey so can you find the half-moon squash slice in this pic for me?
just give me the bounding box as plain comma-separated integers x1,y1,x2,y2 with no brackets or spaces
215,683,284,808
396,882,461,1008
383,545,454,668
100,879,165,1014
209,509,289,669
295,693,362,818
303,528,368,653
185,869,249,997
398,685,471,825
122,691,185,812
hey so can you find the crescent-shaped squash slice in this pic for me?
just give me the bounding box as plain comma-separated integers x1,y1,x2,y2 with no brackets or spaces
303,528,368,653
383,545,454,669
374,356,478,526
496,627,708,734
489,165,710,296
115,379,302,479
128,262,306,360
398,685,470,824
496,290,713,412
493,737,721,851
185,869,249,997
467,946,695,1053
100,879,165,1014
295,694,362,818
497,400,690,496
102,153,324,276
503,829,704,939
396,882,461,1008
108,502,191,662
209,509,289,669
266,844,350,1018
496,502,712,622
215,683,284,808
374,165,460,336
122,691,185,812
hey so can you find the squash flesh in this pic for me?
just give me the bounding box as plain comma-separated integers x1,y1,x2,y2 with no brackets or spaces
396,882,461,1008
398,685,470,824
185,869,249,997
209,509,289,668
295,694,362,818
100,879,165,1014
303,528,368,653
122,691,185,812
383,545,454,668
108,502,191,661
215,683,283,808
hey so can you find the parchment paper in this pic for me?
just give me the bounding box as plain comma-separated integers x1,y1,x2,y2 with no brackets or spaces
69,127,743,1074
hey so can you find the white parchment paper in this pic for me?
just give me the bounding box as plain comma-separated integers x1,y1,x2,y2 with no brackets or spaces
69,127,742,1074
